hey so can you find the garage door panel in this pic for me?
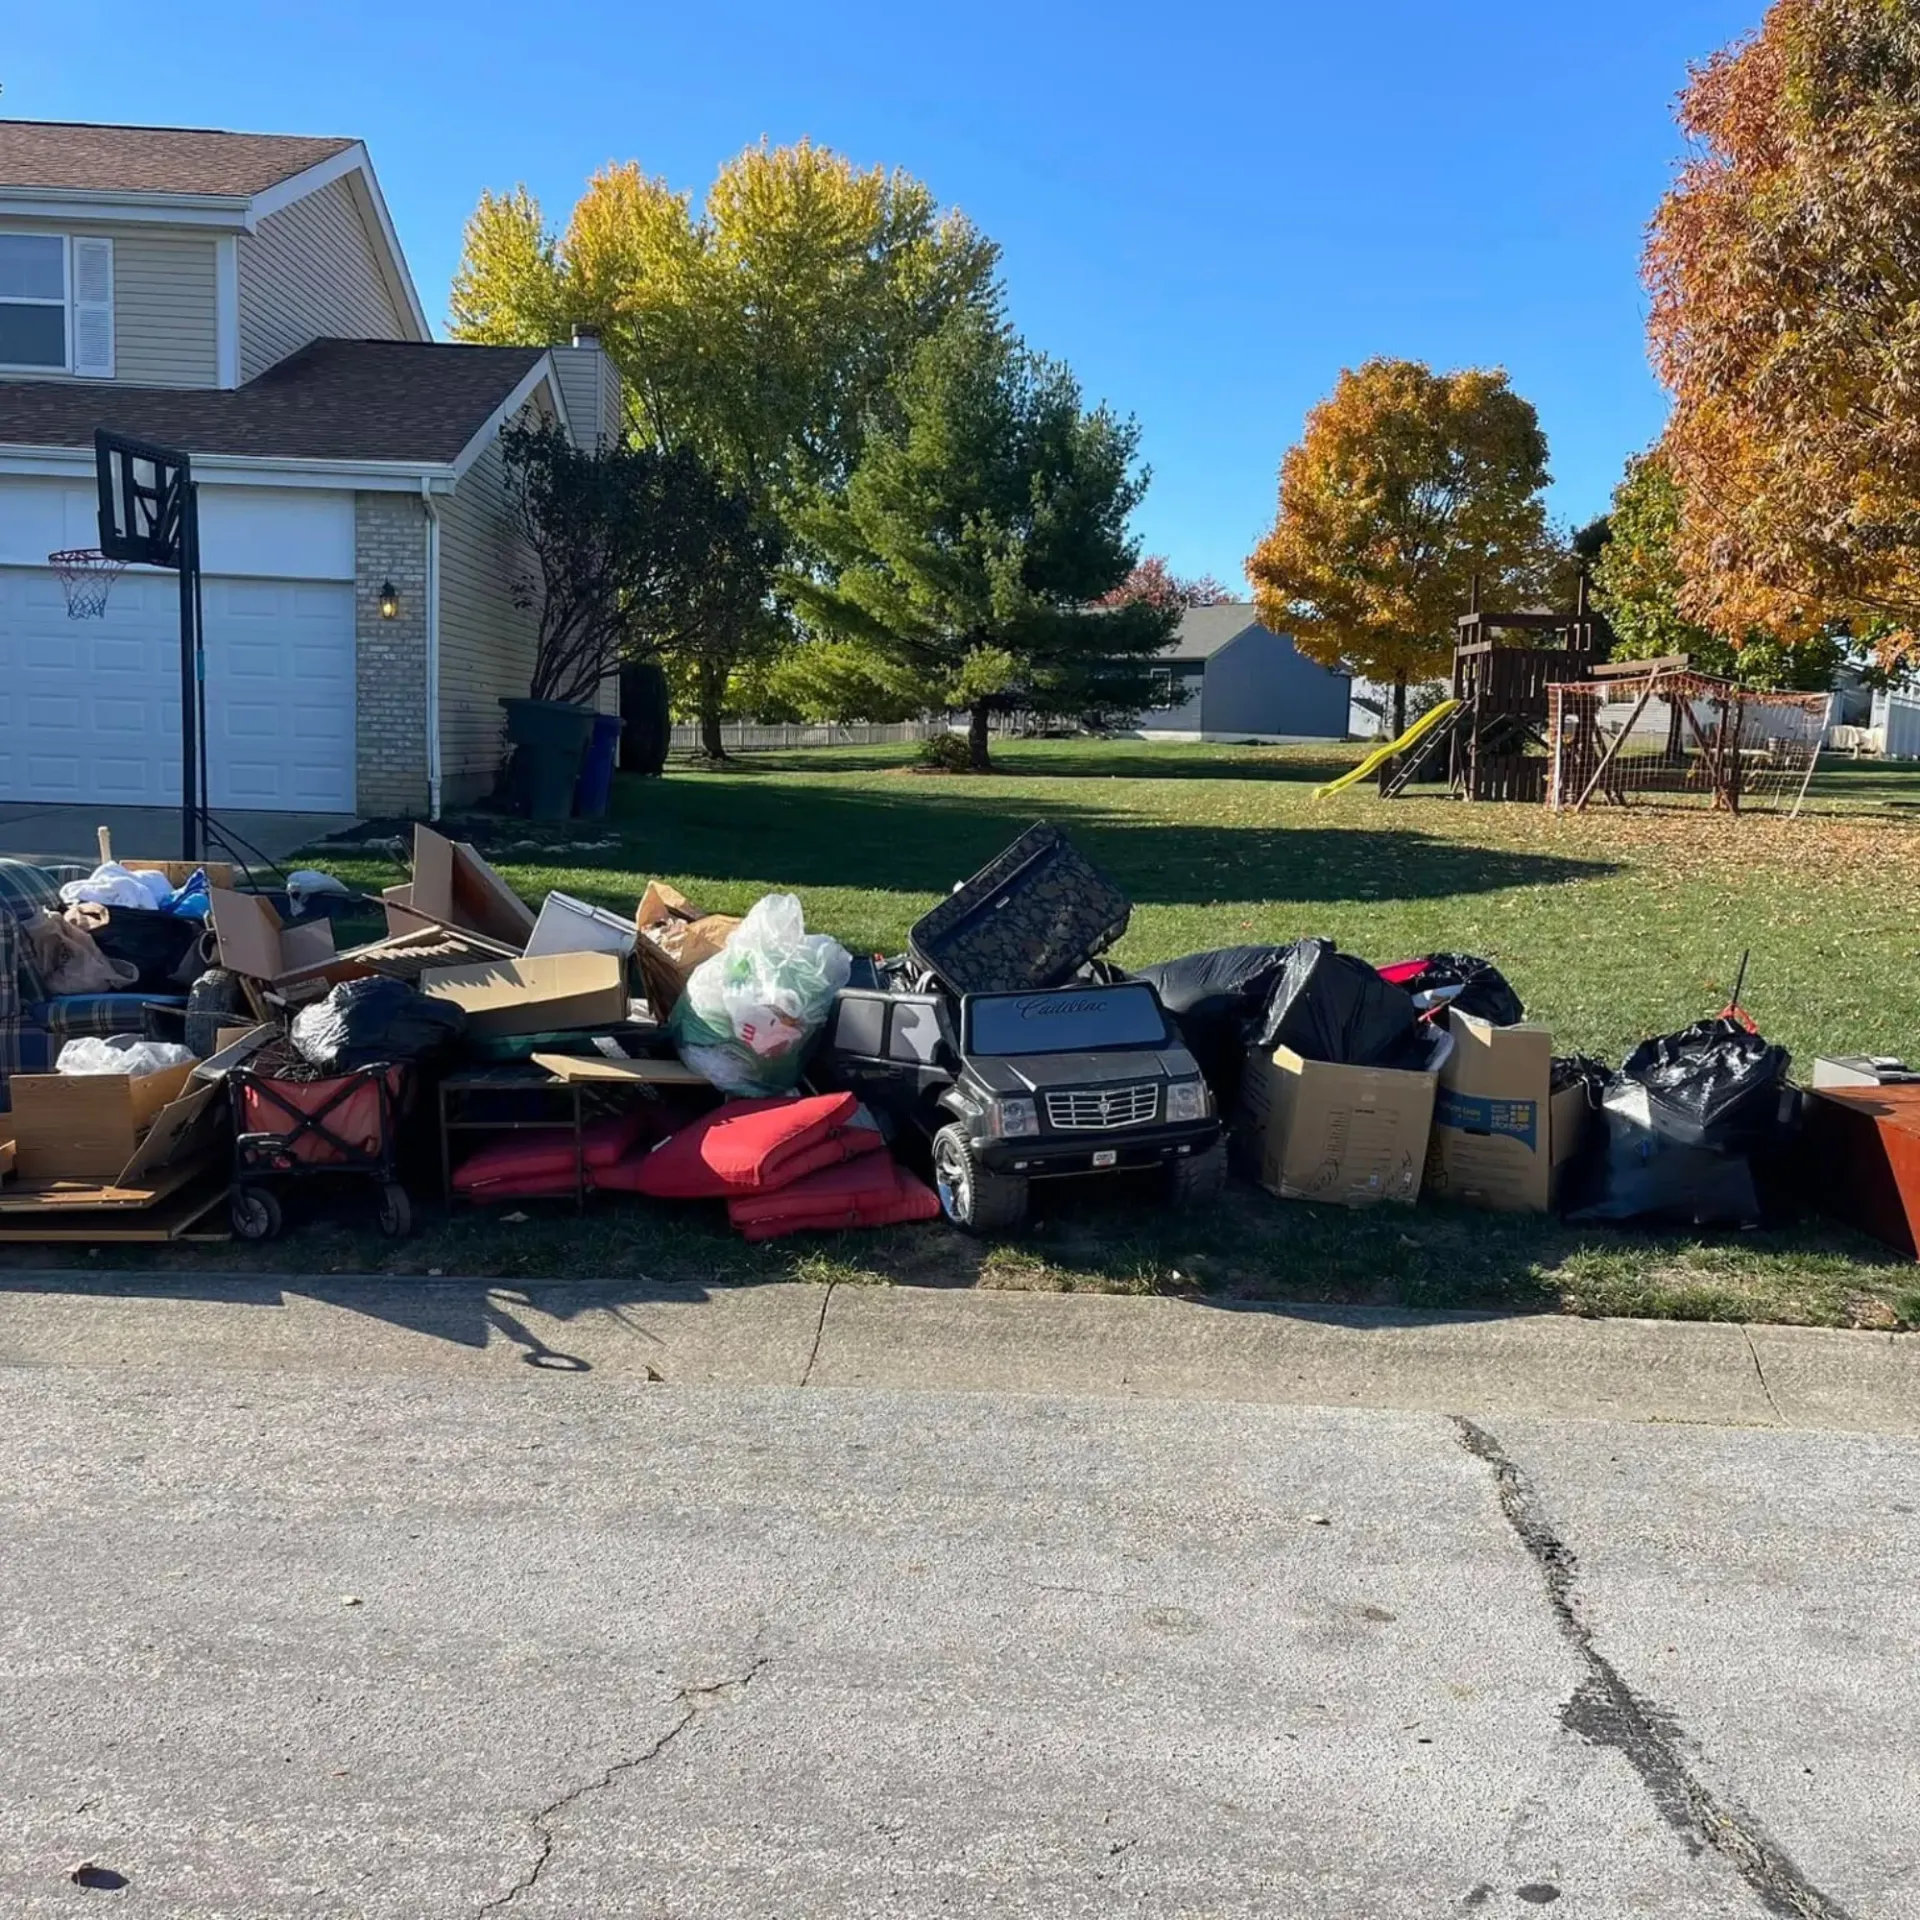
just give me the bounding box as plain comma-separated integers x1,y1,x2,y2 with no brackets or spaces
0,566,355,812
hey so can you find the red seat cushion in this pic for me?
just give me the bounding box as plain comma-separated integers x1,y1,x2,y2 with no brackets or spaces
453,1110,652,1195
595,1092,884,1198
729,1156,944,1241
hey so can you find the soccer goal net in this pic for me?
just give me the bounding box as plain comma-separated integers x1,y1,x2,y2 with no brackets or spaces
1546,668,1828,815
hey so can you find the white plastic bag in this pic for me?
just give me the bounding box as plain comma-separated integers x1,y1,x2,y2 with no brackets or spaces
286,869,350,913
56,1036,197,1077
670,893,852,1095
58,862,173,911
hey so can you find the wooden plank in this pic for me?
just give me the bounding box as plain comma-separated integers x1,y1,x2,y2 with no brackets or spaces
0,1153,215,1215
530,1052,710,1087
0,1181,229,1243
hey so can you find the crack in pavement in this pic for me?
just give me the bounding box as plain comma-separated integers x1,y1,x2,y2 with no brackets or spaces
475,1658,769,1915
1743,1328,1785,1423
1451,1418,1859,1920
800,1282,836,1388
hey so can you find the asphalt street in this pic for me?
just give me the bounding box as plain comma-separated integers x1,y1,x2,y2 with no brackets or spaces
3,1297,1915,1919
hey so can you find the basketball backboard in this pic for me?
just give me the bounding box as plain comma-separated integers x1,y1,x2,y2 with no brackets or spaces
94,427,189,568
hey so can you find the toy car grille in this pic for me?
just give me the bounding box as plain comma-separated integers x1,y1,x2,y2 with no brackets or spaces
1045,1083,1158,1130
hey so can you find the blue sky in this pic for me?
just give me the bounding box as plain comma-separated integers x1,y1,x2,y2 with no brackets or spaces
12,0,1757,587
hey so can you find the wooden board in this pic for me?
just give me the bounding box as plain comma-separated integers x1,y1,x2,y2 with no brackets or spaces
0,1180,229,1242
530,1051,711,1086
0,1152,216,1214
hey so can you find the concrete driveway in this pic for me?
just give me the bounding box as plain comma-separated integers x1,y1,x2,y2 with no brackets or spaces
0,1283,1910,1920
0,803,358,866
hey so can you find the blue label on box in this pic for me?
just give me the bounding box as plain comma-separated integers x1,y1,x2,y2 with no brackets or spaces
1435,1089,1539,1152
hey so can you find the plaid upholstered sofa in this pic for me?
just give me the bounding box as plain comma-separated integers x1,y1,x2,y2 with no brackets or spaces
0,860,189,1108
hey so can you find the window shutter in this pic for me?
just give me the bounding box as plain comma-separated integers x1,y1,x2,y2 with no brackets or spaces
71,237,114,377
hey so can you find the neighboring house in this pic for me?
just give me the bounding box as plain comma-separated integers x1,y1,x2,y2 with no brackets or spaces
0,120,624,819
1132,604,1351,742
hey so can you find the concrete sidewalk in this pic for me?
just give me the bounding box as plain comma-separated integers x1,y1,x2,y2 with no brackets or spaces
1,1273,1914,1432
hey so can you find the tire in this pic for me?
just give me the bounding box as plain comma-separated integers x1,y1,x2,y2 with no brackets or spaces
377,1183,414,1238
932,1123,1029,1234
232,1185,283,1241
185,968,247,1058
1166,1139,1228,1210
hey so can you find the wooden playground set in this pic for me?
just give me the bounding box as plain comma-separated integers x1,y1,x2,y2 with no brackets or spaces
1321,576,1827,816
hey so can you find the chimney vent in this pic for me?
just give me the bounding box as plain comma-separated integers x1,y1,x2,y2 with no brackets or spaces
571,326,599,349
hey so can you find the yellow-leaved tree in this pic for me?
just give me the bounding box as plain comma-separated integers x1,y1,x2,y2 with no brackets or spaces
450,140,1000,753
1246,358,1553,738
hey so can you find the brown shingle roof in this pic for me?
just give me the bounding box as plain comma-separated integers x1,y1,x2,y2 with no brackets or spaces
0,121,354,197
0,341,548,465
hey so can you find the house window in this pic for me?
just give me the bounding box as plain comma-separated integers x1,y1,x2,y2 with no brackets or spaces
0,234,68,370
1149,667,1174,707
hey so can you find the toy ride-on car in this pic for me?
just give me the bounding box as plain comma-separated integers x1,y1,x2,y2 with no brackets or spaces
816,821,1226,1231
821,975,1225,1231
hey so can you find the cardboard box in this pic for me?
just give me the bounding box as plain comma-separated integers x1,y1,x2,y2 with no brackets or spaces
525,890,639,961
9,1064,205,1183
1239,1035,1442,1208
386,826,534,947
421,952,630,1039
209,888,339,989
633,882,739,1015
1425,1015,1589,1213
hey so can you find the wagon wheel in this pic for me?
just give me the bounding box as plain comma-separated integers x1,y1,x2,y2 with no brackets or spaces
377,1183,414,1238
232,1185,283,1241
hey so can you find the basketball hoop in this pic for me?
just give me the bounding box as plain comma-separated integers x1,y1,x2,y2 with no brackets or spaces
48,548,125,620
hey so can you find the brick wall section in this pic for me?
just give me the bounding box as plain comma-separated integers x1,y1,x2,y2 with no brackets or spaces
354,491,429,818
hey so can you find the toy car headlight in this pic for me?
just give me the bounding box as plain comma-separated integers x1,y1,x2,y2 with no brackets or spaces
1166,1079,1210,1122
989,1097,1040,1138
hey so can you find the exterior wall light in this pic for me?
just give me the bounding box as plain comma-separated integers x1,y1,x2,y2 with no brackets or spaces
378,580,399,620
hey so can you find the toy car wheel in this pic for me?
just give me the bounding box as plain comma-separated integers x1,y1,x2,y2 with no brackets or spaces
377,1183,414,1238
232,1185,283,1241
932,1124,1029,1233
1166,1139,1228,1209
185,968,247,1058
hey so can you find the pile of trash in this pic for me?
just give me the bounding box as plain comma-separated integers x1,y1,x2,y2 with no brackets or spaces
1,815,1846,1253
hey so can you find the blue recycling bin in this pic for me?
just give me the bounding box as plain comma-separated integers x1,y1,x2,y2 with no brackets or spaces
574,713,626,817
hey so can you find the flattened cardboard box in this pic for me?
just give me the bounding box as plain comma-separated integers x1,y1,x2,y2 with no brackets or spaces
386,826,535,947
1424,1014,1590,1213
1239,1039,1441,1209
422,952,630,1039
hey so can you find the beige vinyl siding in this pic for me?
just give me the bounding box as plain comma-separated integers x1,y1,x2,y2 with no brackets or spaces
0,221,217,386
238,176,409,380
113,233,218,385
549,348,601,448
436,409,543,806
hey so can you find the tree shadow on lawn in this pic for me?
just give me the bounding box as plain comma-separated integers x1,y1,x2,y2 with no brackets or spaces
717,743,1361,784
574,781,1617,908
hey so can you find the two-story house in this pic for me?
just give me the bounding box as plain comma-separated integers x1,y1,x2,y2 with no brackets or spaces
0,120,621,820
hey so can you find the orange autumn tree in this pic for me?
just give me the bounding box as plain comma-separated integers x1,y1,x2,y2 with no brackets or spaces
1247,359,1552,738
1648,0,1920,657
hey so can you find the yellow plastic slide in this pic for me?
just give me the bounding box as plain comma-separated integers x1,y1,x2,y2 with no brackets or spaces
1313,699,1462,800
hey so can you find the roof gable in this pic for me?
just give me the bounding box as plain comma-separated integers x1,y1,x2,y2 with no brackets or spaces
1159,603,1264,661
0,340,550,469
0,121,353,197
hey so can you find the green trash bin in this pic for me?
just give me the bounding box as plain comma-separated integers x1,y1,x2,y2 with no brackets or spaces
500,698,596,822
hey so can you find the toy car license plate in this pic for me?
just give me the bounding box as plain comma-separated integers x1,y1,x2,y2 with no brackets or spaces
1092,1149,1117,1168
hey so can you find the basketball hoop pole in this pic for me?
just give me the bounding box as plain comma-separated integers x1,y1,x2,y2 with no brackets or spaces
178,483,200,862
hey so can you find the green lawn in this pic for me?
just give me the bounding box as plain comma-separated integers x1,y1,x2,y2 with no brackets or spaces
45,738,1920,1329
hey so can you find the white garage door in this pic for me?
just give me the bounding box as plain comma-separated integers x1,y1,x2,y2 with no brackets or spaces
0,564,357,812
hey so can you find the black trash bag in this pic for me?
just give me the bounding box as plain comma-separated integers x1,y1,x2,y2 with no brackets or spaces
1131,944,1298,1104
85,906,205,993
1409,952,1524,1027
1254,937,1426,1069
1570,1018,1791,1227
290,976,468,1074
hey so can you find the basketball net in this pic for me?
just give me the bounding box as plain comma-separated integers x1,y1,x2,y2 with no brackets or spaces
48,548,126,620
